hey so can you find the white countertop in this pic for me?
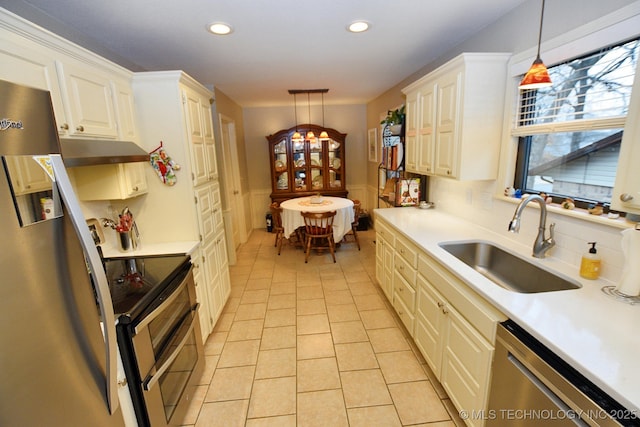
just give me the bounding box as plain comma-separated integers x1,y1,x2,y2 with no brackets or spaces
375,207,640,413
100,240,200,259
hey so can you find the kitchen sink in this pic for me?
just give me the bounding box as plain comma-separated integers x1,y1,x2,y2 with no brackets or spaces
438,240,581,293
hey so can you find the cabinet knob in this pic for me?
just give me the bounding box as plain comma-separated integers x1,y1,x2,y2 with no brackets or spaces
437,301,445,308
620,193,634,202
132,186,138,192
60,123,69,131
442,307,449,314
76,125,85,132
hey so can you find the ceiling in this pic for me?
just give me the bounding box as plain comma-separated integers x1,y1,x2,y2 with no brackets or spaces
4,0,527,107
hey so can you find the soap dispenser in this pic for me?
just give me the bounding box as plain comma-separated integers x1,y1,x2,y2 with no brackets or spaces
580,242,601,280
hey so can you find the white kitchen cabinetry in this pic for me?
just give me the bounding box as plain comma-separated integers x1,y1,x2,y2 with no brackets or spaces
55,60,118,139
133,71,230,343
392,234,419,334
73,163,148,200
375,219,395,301
0,12,135,141
402,53,509,180
374,215,505,427
415,252,505,427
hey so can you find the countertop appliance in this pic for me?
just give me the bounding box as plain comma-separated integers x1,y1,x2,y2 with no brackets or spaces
0,79,126,425
487,320,638,426
105,255,204,427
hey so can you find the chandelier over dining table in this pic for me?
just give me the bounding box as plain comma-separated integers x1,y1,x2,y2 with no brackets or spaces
288,88,330,143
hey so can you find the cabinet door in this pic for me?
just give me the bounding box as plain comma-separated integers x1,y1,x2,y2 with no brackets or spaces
417,84,436,174
195,185,215,242
434,72,461,178
111,79,137,141
404,91,418,172
122,163,147,197
184,89,208,186
441,305,494,427
55,60,118,138
201,101,218,181
201,239,219,337
0,38,69,135
415,273,446,377
213,230,231,317
191,248,212,343
210,182,224,234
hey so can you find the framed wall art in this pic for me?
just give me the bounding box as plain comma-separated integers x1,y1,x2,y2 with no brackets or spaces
367,128,377,163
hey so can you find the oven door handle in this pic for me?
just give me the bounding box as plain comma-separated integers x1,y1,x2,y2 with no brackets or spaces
134,266,191,335
143,303,199,391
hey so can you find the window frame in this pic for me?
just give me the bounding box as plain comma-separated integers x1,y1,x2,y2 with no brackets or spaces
497,3,640,220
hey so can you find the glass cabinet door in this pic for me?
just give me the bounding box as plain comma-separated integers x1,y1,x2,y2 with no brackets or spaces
327,139,342,189
273,139,289,191
309,140,323,191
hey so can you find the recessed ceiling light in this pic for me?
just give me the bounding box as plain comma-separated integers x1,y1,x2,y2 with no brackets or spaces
348,21,370,33
207,22,233,35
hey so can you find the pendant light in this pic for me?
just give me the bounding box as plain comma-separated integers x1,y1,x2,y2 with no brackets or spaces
291,92,303,142
519,0,552,89
305,92,316,142
319,91,330,141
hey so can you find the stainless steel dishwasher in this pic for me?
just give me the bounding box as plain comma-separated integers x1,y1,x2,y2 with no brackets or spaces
486,320,638,426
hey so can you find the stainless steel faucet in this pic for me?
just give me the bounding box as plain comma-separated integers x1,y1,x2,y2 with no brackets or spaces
508,194,555,258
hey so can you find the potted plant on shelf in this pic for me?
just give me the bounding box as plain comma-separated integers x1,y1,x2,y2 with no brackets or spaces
380,105,405,136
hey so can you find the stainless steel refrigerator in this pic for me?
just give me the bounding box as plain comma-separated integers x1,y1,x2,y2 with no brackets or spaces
0,79,126,426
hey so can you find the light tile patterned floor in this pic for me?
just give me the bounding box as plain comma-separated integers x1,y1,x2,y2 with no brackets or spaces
181,228,464,427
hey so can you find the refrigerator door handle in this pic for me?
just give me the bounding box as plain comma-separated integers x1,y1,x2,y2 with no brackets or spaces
50,155,120,414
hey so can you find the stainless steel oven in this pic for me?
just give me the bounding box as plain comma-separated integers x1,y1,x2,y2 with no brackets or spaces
108,255,204,427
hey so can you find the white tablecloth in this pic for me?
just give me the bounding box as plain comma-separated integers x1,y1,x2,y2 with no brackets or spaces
280,196,355,242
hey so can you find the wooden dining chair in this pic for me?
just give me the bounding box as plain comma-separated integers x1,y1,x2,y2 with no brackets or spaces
342,199,361,250
301,210,337,263
269,202,285,255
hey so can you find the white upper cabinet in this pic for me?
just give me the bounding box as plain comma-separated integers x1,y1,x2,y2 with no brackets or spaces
0,12,135,141
403,53,510,180
0,37,69,135
55,60,119,139
184,89,217,186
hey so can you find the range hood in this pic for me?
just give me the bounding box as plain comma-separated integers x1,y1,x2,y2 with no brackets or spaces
59,138,149,167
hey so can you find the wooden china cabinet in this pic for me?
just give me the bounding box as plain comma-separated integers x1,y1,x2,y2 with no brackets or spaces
267,124,347,203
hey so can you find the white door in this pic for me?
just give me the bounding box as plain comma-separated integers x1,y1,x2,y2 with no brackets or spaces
219,114,246,249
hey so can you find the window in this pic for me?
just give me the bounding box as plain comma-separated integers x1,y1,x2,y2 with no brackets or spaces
513,37,640,208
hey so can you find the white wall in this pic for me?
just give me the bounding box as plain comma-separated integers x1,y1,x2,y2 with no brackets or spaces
243,104,366,228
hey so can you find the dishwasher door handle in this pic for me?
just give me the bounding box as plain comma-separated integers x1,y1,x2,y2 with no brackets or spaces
507,352,588,427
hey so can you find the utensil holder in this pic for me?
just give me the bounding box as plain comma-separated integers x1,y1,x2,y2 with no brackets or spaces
118,231,133,252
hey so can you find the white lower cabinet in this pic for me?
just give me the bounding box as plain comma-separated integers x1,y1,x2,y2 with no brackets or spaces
375,220,395,301
374,215,506,427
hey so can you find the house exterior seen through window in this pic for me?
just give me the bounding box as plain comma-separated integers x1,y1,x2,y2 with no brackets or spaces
513,37,640,208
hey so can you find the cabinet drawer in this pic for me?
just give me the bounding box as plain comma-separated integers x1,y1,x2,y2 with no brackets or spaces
375,219,395,246
396,235,419,268
418,253,506,342
395,253,417,286
394,270,416,312
392,292,414,335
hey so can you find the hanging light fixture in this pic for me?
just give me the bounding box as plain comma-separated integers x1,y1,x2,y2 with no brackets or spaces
519,0,552,90
305,92,316,142
319,90,330,141
291,92,303,142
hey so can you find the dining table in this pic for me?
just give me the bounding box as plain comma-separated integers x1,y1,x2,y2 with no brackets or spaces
280,196,355,243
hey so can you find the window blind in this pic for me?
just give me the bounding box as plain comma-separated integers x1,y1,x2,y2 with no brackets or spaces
513,38,639,136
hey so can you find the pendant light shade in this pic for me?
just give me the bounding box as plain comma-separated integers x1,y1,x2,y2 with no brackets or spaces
519,0,552,90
